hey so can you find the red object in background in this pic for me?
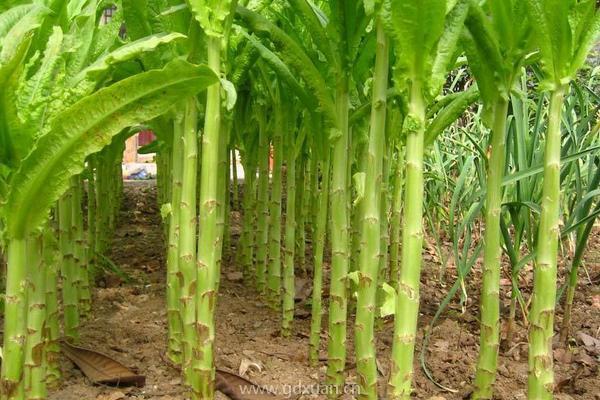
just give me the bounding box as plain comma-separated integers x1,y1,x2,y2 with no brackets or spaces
138,130,156,147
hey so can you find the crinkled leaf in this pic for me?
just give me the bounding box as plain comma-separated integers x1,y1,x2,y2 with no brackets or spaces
425,86,479,147
0,35,31,169
160,203,172,219
89,1,124,60
428,0,469,97
568,1,600,79
16,26,64,142
187,0,233,37
64,2,98,81
385,0,446,86
287,0,337,69
4,60,218,238
0,3,34,39
75,32,186,83
525,0,572,83
0,4,50,64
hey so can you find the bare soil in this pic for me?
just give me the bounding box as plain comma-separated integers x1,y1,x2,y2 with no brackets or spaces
49,181,599,400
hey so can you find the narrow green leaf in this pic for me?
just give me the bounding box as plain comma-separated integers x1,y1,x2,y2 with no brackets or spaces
425,86,479,147
287,0,337,69
236,5,337,125
240,31,315,108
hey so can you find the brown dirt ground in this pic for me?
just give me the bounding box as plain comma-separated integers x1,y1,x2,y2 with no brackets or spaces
48,181,599,400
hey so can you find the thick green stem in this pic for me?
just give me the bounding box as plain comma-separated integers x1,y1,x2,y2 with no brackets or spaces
44,230,61,388
389,144,404,289
221,138,231,263
309,151,330,365
87,157,97,279
240,162,257,281
388,81,426,399
231,149,239,210
178,99,199,384
59,190,80,342
1,239,28,400
255,114,270,294
166,116,184,365
326,80,350,395
473,98,509,399
282,137,297,336
24,234,47,400
355,21,388,399
72,176,91,319
194,35,222,399
528,86,565,400
295,154,307,276
376,139,391,328
216,118,231,291
267,108,284,309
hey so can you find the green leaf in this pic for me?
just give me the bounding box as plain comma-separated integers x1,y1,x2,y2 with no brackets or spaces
428,0,469,97
347,271,360,286
3,60,218,238
160,202,172,219
89,1,125,60
287,0,337,69
353,172,366,206
16,26,64,142
0,3,34,39
525,0,572,84
122,0,154,40
385,0,446,85
236,5,337,125
74,32,187,83
138,139,160,154
380,282,396,317
501,145,600,187
462,2,505,102
0,4,50,64
187,0,233,37
0,35,32,169
63,2,98,80
568,3,600,79
230,39,259,87
220,77,237,111
425,86,479,147
240,30,315,109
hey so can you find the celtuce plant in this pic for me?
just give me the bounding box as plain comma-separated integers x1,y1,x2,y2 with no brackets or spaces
353,15,389,398
461,2,532,396
385,1,469,397
524,1,599,397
